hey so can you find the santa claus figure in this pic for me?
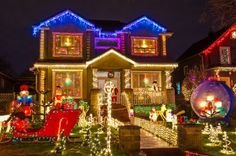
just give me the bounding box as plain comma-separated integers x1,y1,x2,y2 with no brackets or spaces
112,87,119,103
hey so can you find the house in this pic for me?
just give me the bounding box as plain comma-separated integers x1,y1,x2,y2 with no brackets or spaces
32,10,178,117
0,61,15,115
173,23,236,106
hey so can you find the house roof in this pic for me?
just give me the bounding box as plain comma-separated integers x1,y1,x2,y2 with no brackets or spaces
177,27,229,61
90,19,126,32
33,10,168,36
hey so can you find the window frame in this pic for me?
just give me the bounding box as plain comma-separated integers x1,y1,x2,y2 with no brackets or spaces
52,32,83,58
219,46,231,65
52,69,83,99
131,71,162,89
131,36,158,56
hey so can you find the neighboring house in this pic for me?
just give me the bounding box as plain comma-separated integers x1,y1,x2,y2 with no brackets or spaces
0,70,15,115
32,10,177,116
173,23,236,105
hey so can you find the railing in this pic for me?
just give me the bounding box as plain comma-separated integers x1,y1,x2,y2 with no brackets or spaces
0,93,14,115
120,92,131,117
133,88,165,105
133,117,178,146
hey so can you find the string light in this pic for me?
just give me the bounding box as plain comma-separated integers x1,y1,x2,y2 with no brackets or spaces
122,16,167,34
133,117,178,146
221,131,235,155
124,69,131,88
33,10,95,35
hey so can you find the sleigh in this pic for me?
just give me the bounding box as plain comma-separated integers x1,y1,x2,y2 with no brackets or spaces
0,109,81,143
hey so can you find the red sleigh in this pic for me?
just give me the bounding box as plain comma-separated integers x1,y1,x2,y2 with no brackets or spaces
0,109,81,143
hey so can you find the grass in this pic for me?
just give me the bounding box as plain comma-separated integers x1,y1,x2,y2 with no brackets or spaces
0,124,128,156
200,125,236,156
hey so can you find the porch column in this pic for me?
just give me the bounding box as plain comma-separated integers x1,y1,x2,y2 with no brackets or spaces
124,69,131,89
92,68,98,88
91,68,100,117
165,70,172,89
39,27,49,60
165,70,175,104
39,69,46,115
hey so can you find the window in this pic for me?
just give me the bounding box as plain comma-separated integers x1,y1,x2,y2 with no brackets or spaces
53,70,83,98
95,38,120,49
219,46,231,64
53,32,83,57
131,37,157,56
132,71,161,88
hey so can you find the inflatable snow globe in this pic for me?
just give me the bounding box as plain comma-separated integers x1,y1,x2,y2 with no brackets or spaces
191,80,234,119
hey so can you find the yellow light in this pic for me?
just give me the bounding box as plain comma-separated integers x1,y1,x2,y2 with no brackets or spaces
144,78,149,84
34,49,178,69
141,40,148,48
64,37,71,47
206,95,214,101
199,101,207,108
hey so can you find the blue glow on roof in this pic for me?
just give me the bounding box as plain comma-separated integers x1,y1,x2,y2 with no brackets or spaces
122,16,167,33
33,10,95,35
33,11,168,36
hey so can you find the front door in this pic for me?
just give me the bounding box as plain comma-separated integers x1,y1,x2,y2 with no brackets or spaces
97,71,121,104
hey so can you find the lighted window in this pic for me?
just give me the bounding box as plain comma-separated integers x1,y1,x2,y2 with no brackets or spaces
53,70,83,98
53,33,83,57
219,46,231,64
132,71,161,88
131,37,157,56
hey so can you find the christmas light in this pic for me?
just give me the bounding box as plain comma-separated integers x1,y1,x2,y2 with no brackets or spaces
134,117,178,146
203,24,236,55
33,10,95,35
122,16,167,34
206,124,221,146
34,49,178,69
221,131,235,155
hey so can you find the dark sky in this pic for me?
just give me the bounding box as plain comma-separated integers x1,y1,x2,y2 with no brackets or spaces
0,0,209,75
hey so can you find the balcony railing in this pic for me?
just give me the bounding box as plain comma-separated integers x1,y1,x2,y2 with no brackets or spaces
133,88,165,105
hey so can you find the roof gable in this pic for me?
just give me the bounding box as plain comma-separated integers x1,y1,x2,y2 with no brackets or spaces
87,49,136,66
33,10,95,35
122,16,167,35
203,23,236,54
178,27,228,61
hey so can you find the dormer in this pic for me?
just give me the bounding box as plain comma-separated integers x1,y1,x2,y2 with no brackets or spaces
33,10,96,61
121,16,172,57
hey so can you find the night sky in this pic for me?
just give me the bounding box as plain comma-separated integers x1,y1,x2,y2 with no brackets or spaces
0,0,209,75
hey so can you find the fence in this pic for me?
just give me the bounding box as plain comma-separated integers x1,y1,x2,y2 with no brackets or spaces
0,93,14,114
133,88,165,105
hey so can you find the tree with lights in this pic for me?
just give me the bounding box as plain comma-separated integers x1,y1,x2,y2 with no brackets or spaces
221,131,235,154
208,125,221,146
182,68,206,101
200,0,236,30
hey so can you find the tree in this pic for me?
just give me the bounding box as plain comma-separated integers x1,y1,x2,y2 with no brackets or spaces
182,68,206,101
201,0,236,30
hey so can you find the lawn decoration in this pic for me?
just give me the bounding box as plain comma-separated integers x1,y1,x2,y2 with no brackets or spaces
191,80,234,122
78,100,89,127
221,131,235,155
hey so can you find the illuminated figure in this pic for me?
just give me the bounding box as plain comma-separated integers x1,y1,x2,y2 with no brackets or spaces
53,86,63,109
